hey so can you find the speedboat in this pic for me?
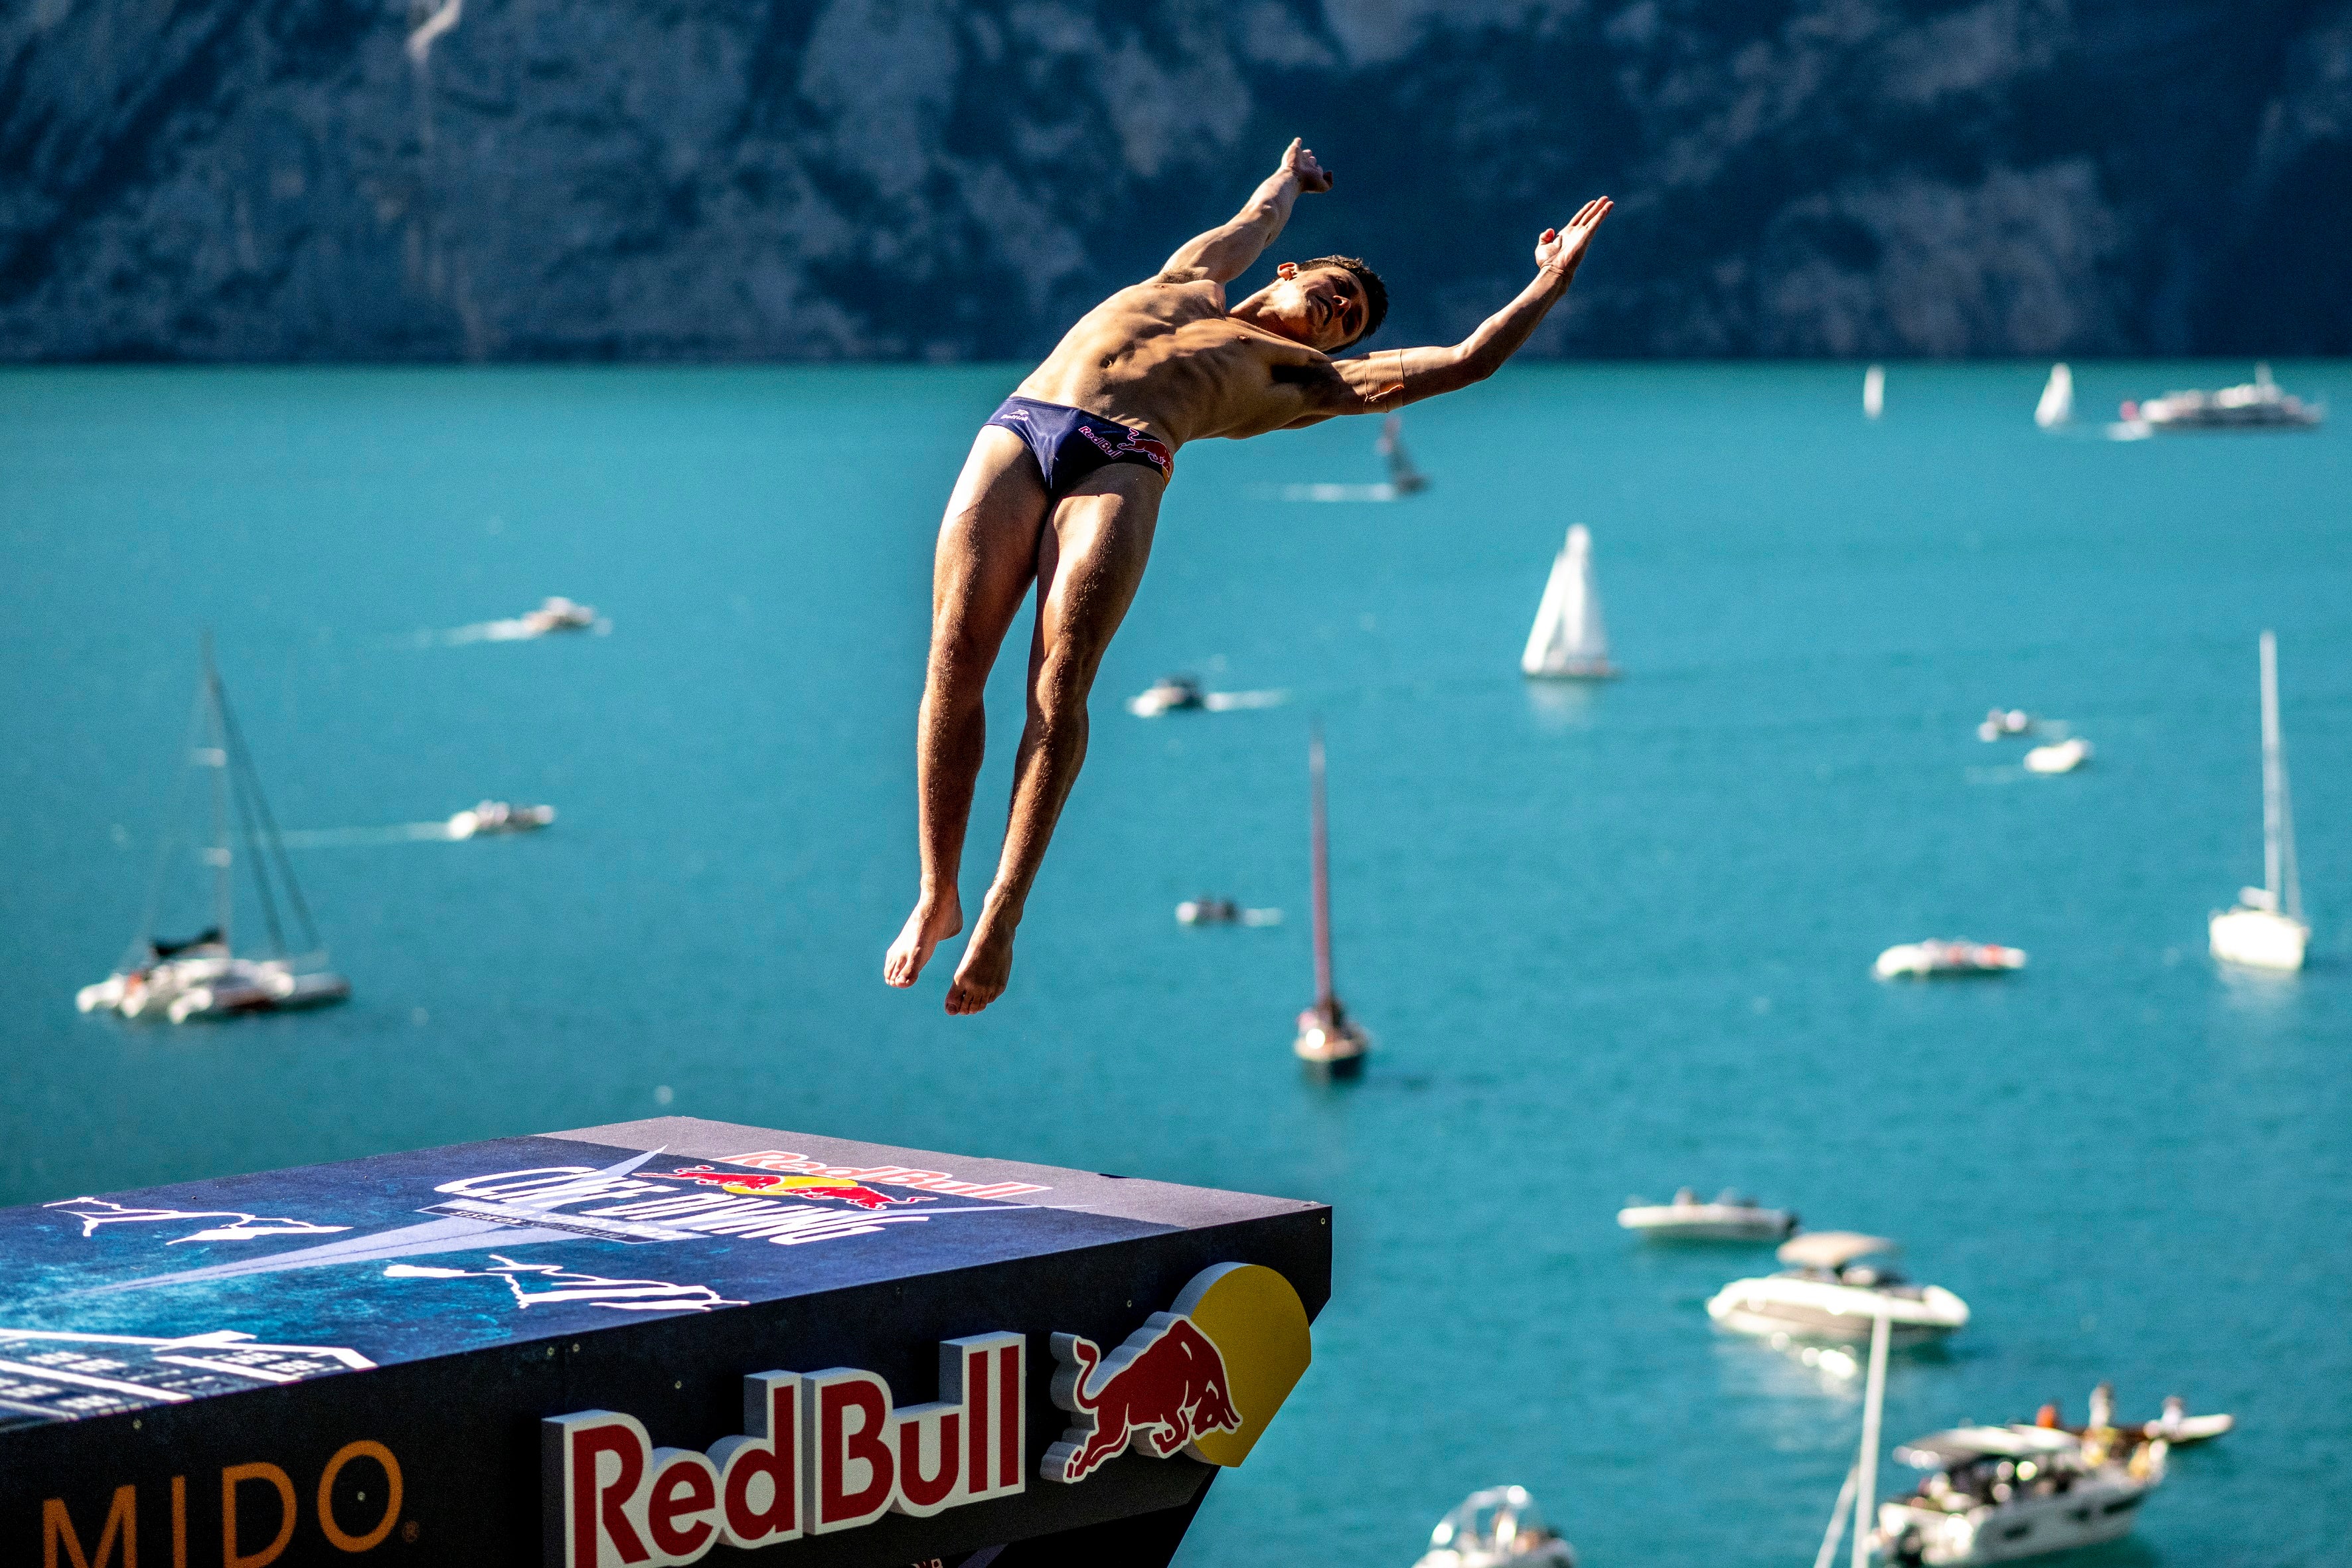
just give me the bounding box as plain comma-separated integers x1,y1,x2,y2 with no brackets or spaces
1411,1486,1575,1568
1177,897,1240,926
1707,1233,1968,1344
1128,675,1206,716
1618,1187,1798,1241
2022,737,2092,774
2211,631,2310,971
1874,1425,2164,1565
448,800,556,838
519,595,599,634
1874,941,2026,979
1976,709,2034,741
2121,364,2321,431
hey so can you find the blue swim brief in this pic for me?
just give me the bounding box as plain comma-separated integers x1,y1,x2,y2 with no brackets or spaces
984,395,1174,501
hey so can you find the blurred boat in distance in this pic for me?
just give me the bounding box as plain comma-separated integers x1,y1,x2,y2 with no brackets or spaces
1377,412,1430,495
1875,940,2027,979
1129,674,1206,716
1176,898,1281,927
1873,1423,2164,1566
77,641,350,1024
518,595,599,634
1709,1233,1970,1344
1618,1187,1798,1241
1978,708,2035,741
1864,363,1886,419
2023,736,2092,774
1294,726,1368,1078
2118,363,2321,433
447,800,556,838
2211,630,2308,971
1520,524,1617,679
2034,363,2074,428
1411,1486,1575,1568
2023,1385,2234,1449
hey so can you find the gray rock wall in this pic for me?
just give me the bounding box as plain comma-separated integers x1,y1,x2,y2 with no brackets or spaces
3,0,2347,361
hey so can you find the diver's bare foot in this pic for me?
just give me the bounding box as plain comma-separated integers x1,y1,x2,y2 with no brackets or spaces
884,891,962,988
945,905,1016,1015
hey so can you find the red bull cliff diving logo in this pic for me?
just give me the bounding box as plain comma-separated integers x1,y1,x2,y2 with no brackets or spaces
1040,1262,1311,1483
541,1264,1310,1565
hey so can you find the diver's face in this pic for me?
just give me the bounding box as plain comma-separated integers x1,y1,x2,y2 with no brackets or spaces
1272,264,1366,353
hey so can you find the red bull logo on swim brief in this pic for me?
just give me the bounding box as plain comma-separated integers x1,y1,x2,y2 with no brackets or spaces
1040,1262,1312,1484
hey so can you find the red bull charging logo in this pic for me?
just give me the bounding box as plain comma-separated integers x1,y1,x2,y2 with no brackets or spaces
662,1166,929,1212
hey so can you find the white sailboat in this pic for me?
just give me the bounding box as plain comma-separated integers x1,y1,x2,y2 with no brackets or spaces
1863,364,1886,420
1294,726,1368,1077
78,641,351,1023
2210,631,2309,971
2034,363,2074,428
1520,524,1617,679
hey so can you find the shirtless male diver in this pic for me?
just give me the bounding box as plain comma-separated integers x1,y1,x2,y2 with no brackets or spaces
886,137,1613,1014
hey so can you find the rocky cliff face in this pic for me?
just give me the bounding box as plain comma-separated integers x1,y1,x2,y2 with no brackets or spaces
4,0,2347,361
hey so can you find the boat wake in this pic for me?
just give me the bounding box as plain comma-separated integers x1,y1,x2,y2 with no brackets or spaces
277,823,466,848
1202,689,1287,712
423,615,612,646
1273,482,1405,503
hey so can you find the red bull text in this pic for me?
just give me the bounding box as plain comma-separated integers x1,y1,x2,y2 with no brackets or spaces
543,1334,1024,1567
1040,1314,1241,1484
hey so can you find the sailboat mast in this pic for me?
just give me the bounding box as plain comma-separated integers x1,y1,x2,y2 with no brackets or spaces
2260,631,2284,910
200,634,232,949
1309,727,1334,1012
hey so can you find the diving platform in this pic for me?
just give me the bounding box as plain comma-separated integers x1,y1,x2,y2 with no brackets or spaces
0,1118,1330,1567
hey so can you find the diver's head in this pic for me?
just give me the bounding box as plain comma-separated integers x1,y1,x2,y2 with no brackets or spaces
1266,256,1387,352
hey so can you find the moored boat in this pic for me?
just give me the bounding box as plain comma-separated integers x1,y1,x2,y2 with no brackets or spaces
1874,941,2027,979
1707,1233,1968,1344
2211,631,2310,972
1521,524,1617,679
1411,1486,1575,1568
2122,364,2321,431
1294,726,1368,1077
1873,1425,2164,1565
1618,1187,1798,1241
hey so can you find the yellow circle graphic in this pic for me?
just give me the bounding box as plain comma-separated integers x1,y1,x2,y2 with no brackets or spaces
1173,1263,1312,1466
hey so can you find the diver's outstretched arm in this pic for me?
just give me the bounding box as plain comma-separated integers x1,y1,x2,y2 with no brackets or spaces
1298,197,1614,423
1159,139,1332,285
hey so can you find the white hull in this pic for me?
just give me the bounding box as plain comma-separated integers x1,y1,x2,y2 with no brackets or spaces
1618,1205,1794,1241
82,955,349,1024
2022,738,2091,774
1875,942,2026,979
1707,1278,1968,1342
1877,1472,2154,1565
2209,907,2306,971
1294,1018,1368,1072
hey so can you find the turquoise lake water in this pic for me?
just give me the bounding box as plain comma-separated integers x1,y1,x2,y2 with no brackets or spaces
2,361,2346,1565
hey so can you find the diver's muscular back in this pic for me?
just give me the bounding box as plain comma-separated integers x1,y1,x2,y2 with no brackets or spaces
1016,275,1338,451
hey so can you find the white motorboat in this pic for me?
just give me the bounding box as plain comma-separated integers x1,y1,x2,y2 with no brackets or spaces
1521,524,1617,679
2033,364,2074,429
1618,1187,1798,1241
2211,631,2309,972
1377,413,1431,495
2021,737,2092,774
2121,364,2321,431
1128,674,1206,716
1976,708,2035,741
78,641,350,1024
1178,897,1240,926
519,595,599,634
1411,1486,1575,1568
1707,1233,1968,1344
1294,727,1368,1078
1864,364,1886,420
1874,1425,2164,1565
1873,941,2026,979
448,800,556,838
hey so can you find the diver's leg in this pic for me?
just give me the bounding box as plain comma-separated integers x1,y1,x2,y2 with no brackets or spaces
946,463,1164,1014
885,427,1050,988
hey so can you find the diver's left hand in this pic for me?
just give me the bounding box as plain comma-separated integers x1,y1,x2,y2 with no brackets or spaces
1283,137,1334,194
1536,197,1614,279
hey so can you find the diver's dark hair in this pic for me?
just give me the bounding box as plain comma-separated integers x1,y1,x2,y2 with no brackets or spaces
1297,255,1387,347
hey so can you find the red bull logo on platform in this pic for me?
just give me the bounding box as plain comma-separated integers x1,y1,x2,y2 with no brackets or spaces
661,1166,928,1212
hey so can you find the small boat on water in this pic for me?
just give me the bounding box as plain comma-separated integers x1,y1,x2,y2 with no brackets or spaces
447,801,556,838
2022,737,2092,774
1521,524,1616,680
1874,941,2027,979
1977,708,2035,741
1411,1486,1575,1568
1129,674,1206,716
1707,1233,1969,1344
518,595,599,635
2211,631,2310,972
1294,727,1368,1077
1377,413,1431,495
2120,364,2322,432
77,641,350,1025
1864,364,1886,420
2025,1387,2233,1449
1874,1425,2165,1565
2034,364,2075,429
1618,1187,1798,1241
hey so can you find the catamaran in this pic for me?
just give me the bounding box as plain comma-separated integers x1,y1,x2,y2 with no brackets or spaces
77,642,350,1024
1521,524,1617,679
2211,631,2310,971
1294,727,1368,1077
2033,363,2074,428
